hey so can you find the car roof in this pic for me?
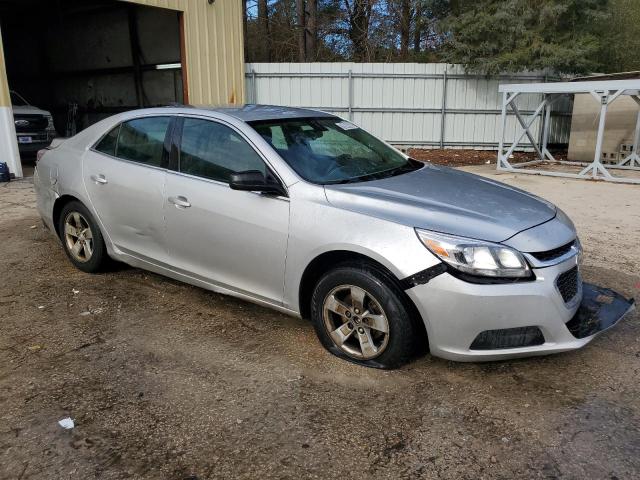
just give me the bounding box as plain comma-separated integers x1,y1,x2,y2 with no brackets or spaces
201,104,336,122
109,105,338,128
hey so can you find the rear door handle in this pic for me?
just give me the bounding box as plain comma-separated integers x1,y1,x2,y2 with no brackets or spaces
168,195,191,209
90,174,108,185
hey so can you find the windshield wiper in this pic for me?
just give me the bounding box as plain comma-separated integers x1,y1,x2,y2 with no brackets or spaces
324,160,423,185
377,160,422,178
357,159,423,182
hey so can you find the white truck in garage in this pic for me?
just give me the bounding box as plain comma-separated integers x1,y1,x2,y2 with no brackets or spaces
10,90,56,156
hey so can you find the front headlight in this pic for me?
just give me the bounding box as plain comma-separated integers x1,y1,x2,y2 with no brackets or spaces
574,236,583,264
46,115,54,130
416,229,532,278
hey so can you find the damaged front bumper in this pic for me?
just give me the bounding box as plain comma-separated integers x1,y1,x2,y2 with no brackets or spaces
566,283,635,339
407,255,636,361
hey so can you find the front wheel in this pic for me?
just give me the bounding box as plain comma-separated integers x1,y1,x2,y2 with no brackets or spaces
310,263,423,369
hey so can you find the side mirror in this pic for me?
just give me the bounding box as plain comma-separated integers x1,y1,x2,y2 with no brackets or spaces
229,170,287,196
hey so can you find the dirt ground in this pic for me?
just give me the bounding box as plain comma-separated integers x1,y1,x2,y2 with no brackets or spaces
1,167,639,480
408,148,568,167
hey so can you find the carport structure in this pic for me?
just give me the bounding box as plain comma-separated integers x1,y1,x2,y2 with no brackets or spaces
497,79,640,184
0,0,245,179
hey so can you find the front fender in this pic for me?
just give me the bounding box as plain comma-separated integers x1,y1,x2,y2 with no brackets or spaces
283,183,440,313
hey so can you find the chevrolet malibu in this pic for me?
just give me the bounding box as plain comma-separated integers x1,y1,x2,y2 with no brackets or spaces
34,106,634,368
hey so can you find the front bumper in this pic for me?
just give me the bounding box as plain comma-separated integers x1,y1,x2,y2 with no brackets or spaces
18,140,53,154
407,256,635,361
16,132,55,154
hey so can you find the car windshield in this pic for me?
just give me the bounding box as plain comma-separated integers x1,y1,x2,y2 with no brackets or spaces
248,117,422,184
10,91,28,106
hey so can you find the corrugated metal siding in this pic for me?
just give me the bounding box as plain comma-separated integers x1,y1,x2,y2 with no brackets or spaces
124,0,244,105
0,25,10,107
246,63,572,150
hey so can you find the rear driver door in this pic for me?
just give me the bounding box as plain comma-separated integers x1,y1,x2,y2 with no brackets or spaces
84,116,172,264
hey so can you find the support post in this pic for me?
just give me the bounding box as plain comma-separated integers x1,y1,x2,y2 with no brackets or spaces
541,95,555,162
0,24,22,178
497,91,508,169
440,68,447,149
538,94,546,154
251,69,257,104
178,12,189,104
617,99,640,168
580,92,612,178
127,6,144,107
347,69,353,120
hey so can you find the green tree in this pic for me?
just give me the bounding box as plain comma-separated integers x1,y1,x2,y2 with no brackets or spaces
596,0,640,72
442,0,609,75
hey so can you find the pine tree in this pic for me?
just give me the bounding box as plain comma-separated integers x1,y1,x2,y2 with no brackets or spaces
442,0,608,75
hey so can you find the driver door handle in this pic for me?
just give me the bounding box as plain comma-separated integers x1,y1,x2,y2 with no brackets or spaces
90,174,108,185
168,195,191,209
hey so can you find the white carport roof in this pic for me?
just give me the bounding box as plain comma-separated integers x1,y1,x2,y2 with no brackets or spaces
499,79,640,95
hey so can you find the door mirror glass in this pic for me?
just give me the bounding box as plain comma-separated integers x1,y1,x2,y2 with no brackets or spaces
229,170,286,196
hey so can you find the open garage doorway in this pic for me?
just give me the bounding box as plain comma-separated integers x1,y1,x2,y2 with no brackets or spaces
0,0,186,176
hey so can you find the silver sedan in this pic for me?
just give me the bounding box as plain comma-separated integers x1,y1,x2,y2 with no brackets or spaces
34,106,634,368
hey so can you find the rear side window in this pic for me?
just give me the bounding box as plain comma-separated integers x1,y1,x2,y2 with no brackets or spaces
115,117,171,167
179,118,266,183
94,125,119,156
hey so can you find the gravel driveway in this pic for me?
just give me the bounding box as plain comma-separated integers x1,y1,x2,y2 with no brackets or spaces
1,168,639,479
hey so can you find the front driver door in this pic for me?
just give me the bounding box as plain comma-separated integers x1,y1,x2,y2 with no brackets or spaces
164,116,290,305
84,116,172,263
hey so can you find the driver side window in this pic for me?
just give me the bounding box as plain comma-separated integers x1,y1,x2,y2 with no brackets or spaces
179,118,267,183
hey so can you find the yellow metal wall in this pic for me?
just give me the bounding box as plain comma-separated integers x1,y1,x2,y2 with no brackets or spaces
0,25,10,107
123,0,245,105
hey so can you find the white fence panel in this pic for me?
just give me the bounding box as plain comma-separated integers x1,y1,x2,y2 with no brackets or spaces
246,63,572,150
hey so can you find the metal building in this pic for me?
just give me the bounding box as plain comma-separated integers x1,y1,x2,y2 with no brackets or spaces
0,0,245,178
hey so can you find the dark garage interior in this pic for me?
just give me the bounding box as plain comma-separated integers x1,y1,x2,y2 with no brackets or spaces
0,0,185,158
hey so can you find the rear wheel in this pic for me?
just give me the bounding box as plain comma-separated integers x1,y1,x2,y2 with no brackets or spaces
58,201,109,273
310,263,422,369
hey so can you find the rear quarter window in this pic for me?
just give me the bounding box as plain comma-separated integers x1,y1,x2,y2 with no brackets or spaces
94,125,120,156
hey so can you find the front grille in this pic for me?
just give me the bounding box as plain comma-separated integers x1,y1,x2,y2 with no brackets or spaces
530,241,574,262
14,114,48,132
470,326,545,350
557,266,580,303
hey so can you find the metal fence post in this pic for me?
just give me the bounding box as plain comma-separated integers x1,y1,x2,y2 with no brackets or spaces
348,69,353,121
251,69,257,104
439,68,448,149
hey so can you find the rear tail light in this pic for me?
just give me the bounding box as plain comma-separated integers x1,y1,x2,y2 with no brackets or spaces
37,138,65,162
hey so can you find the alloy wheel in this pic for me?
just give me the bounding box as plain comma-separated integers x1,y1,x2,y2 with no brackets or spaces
63,211,94,263
322,284,390,360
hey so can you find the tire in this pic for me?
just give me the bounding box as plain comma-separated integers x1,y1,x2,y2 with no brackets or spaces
310,262,424,369
58,201,109,273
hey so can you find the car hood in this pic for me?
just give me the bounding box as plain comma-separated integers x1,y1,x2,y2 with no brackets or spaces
12,105,51,116
323,163,557,243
